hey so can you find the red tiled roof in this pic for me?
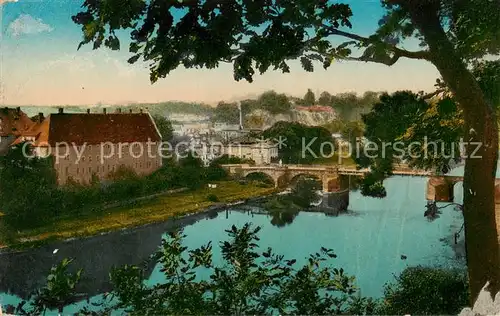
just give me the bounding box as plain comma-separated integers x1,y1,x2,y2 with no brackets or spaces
0,108,35,137
23,113,161,146
295,105,334,113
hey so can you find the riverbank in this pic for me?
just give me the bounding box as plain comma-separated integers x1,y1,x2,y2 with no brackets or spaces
0,181,276,250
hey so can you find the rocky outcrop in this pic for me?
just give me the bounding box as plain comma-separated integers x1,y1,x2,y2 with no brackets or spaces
246,109,338,129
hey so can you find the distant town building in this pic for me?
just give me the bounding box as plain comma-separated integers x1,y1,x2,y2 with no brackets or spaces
15,108,162,185
225,135,279,165
173,122,211,136
0,107,35,155
331,133,351,150
168,113,210,122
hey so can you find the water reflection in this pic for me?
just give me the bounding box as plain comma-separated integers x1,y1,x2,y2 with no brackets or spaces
0,211,213,299
269,209,300,227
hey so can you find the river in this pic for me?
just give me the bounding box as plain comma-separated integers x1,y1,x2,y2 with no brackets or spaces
0,176,466,314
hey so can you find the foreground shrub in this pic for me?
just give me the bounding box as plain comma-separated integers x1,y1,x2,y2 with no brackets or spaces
207,194,219,202
205,164,228,181
5,224,375,315
0,143,59,229
377,266,469,315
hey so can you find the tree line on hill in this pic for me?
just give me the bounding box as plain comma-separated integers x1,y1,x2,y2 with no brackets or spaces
15,89,377,129
211,89,379,126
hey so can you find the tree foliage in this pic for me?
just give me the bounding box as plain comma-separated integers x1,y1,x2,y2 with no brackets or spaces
377,266,469,315
213,91,292,125
318,91,332,106
152,114,174,141
178,152,206,190
0,143,59,228
356,91,463,196
6,258,83,315
262,121,334,164
210,154,255,166
213,101,240,125
257,90,292,114
303,89,316,106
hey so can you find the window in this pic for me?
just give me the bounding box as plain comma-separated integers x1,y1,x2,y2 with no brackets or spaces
88,145,92,151
82,157,85,162
65,166,68,175
89,156,92,162
76,168,79,174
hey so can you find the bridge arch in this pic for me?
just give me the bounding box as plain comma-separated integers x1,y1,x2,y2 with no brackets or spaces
426,177,455,202
289,173,322,189
244,171,276,187
326,178,342,192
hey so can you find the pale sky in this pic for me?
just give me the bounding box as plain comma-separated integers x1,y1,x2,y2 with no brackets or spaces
0,0,441,106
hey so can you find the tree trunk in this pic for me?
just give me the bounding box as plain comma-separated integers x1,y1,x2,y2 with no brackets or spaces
406,1,500,303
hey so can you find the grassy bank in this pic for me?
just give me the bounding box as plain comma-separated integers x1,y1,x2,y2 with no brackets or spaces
0,181,275,249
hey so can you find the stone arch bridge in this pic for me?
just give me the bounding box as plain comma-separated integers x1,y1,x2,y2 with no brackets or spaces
427,176,500,203
221,164,500,203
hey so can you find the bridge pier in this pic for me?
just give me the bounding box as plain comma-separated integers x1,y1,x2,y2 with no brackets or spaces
321,190,350,215
426,177,456,202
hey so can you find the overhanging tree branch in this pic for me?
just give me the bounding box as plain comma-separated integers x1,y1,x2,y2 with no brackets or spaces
324,27,431,65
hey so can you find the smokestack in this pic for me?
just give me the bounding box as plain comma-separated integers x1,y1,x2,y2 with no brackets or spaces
38,112,44,123
87,109,90,114
238,102,243,130
103,108,107,114
58,108,64,114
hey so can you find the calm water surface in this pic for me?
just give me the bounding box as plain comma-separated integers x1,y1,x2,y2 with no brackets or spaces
0,176,466,314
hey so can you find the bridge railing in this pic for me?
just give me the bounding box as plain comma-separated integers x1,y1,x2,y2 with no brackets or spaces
222,163,434,177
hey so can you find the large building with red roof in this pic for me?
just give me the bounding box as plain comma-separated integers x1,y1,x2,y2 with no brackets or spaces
15,108,163,185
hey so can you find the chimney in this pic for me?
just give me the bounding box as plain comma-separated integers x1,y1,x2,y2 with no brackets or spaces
58,108,64,114
38,112,44,123
16,107,21,114
117,108,122,113
129,109,133,113
238,102,243,130
86,109,90,114
103,108,107,114
140,108,143,113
